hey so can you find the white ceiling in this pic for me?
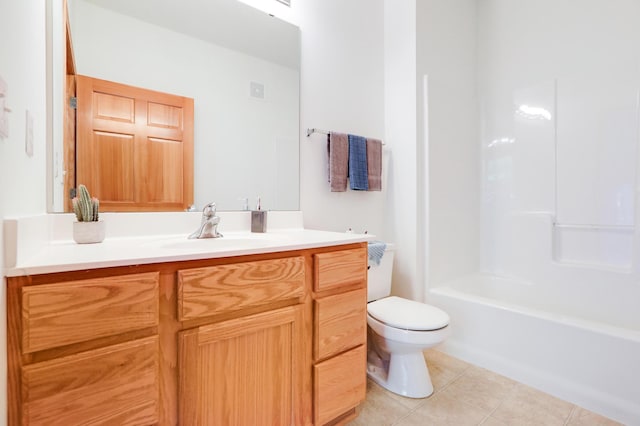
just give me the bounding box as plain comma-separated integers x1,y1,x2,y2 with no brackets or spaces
82,0,300,69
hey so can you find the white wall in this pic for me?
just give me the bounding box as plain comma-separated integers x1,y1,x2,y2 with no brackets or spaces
298,0,387,238
0,0,49,422
383,0,419,300
69,0,300,211
417,1,480,288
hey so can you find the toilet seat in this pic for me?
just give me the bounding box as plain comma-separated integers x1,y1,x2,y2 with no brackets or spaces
367,296,449,331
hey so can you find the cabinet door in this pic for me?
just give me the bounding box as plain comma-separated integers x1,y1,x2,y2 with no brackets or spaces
179,305,304,426
314,288,366,361
21,336,159,426
314,345,366,426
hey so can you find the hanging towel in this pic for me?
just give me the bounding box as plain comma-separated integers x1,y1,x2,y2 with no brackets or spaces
366,138,383,191
328,132,348,192
368,241,387,266
348,134,368,190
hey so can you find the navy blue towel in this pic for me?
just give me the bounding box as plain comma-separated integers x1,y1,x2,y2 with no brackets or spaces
348,134,368,190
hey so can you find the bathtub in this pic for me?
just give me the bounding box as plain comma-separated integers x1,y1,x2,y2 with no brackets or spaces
429,273,640,425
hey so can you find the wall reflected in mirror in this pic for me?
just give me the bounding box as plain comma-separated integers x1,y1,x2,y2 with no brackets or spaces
50,0,300,212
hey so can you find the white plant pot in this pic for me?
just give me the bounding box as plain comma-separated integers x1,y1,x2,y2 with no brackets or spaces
73,220,106,244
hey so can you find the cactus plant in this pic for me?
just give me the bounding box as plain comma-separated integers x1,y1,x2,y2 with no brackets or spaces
72,184,100,222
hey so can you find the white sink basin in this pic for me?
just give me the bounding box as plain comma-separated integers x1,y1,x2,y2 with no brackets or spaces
154,232,294,251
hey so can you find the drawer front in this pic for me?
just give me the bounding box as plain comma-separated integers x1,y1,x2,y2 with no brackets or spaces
314,248,367,293
178,256,305,321
314,288,366,361
22,336,159,426
313,345,366,426
22,272,159,353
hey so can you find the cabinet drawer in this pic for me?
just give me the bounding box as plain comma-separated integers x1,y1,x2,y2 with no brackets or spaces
314,248,366,293
22,336,159,426
314,345,366,426
314,288,366,361
178,256,305,321
22,272,159,353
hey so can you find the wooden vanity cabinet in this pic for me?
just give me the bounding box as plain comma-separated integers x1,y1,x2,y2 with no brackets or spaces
8,272,161,426
176,256,307,425
312,248,368,425
7,243,368,426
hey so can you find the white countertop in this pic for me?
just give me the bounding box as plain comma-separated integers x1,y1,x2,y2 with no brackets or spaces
4,212,372,277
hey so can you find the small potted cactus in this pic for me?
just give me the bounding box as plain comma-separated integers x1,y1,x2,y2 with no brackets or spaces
71,184,105,244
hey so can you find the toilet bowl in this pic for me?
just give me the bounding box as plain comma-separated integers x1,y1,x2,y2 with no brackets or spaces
366,243,450,398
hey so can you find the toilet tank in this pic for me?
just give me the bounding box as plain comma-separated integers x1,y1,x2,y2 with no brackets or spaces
367,243,395,302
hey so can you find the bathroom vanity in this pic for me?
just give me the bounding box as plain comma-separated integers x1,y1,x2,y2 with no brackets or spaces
4,214,369,425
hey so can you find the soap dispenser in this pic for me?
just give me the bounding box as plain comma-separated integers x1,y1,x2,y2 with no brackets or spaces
251,197,267,233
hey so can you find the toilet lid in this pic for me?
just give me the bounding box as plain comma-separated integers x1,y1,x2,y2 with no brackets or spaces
367,296,449,331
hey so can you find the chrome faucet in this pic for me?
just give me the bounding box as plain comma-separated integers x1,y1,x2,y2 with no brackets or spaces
188,202,223,239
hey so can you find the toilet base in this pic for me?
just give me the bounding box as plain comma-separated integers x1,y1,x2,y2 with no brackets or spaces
367,349,434,398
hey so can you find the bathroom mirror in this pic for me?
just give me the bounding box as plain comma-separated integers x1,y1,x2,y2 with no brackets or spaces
49,0,300,212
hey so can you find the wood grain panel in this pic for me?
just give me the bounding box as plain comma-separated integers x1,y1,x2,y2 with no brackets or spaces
22,336,159,426
143,137,183,203
22,272,159,353
148,102,183,129
314,288,366,361
314,248,367,293
93,92,134,123
179,305,303,426
178,256,305,320
76,75,194,211
94,131,135,202
314,345,366,426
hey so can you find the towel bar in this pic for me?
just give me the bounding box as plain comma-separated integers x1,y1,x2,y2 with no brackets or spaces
306,128,385,144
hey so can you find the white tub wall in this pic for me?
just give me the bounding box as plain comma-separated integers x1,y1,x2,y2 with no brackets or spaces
424,1,640,422
478,0,640,278
473,0,640,331
417,0,481,294
431,289,640,424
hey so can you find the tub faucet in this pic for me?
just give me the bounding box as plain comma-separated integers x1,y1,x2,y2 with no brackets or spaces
188,202,223,239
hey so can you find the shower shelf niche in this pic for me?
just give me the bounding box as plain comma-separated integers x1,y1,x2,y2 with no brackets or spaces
552,223,635,271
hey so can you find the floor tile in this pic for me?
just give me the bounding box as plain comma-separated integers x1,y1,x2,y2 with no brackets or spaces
350,350,620,426
490,383,574,426
479,416,508,426
347,380,418,426
566,407,623,426
438,365,517,412
367,379,427,411
394,391,489,426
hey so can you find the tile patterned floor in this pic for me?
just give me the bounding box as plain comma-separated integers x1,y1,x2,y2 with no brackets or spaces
348,349,622,426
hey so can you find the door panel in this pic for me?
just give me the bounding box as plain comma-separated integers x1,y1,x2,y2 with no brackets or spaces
76,75,194,211
179,305,304,425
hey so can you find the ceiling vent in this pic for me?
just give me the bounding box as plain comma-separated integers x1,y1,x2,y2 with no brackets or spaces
275,0,291,7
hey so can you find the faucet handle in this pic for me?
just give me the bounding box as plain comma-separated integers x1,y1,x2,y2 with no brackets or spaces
202,202,217,218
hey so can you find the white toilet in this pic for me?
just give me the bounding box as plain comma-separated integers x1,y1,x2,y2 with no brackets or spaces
366,243,450,398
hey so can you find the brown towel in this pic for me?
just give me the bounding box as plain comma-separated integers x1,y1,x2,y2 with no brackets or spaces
366,138,383,191
328,132,348,192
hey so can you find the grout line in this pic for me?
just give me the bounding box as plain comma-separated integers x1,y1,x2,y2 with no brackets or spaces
564,405,577,426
